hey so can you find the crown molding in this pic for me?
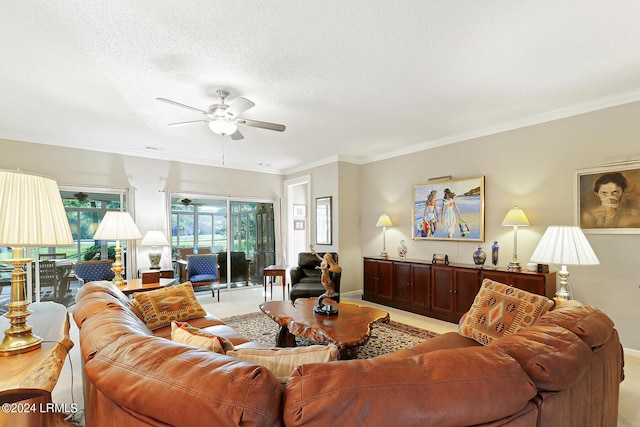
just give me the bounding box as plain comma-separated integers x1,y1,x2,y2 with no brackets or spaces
360,88,640,165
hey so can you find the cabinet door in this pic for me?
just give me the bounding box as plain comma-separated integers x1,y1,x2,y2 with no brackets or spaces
454,269,481,317
510,274,545,295
431,266,454,315
411,264,431,309
393,262,412,304
376,260,394,301
481,270,511,285
363,258,378,297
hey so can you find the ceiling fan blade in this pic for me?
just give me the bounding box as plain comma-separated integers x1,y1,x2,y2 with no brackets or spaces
226,97,255,117
168,120,210,126
237,118,286,132
230,129,244,140
156,98,208,114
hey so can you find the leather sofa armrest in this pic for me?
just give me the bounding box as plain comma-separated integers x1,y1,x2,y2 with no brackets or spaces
290,266,305,285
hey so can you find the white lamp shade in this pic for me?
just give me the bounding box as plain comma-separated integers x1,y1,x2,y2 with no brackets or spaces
0,169,73,246
93,211,142,240
530,226,599,266
140,230,170,246
208,119,237,136
501,207,530,227
376,214,393,227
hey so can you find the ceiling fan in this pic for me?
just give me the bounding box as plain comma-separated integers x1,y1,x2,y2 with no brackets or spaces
157,90,286,140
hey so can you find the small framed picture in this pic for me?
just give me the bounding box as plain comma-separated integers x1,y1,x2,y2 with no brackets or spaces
294,219,305,230
293,205,306,217
575,163,640,233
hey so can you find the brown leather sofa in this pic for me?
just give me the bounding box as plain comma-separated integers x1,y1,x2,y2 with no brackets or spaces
73,282,282,427
284,300,624,426
75,283,623,427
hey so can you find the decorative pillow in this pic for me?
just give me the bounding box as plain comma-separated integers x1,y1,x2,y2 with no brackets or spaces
227,345,339,383
171,321,235,354
458,279,554,345
133,281,206,330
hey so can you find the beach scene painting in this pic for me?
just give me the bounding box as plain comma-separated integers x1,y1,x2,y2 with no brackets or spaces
412,176,485,242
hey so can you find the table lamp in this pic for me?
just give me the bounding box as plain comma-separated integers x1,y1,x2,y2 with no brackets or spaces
376,214,393,259
530,225,599,300
501,207,530,271
0,169,73,355
92,211,141,287
140,230,170,269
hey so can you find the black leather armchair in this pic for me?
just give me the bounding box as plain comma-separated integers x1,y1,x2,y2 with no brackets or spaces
289,252,340,302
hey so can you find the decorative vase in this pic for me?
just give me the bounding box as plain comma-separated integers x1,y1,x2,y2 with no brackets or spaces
397,240,408,260
491,241,499,268
473,246,486,268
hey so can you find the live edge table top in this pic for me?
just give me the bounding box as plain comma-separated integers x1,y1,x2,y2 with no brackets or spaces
260,298,390,358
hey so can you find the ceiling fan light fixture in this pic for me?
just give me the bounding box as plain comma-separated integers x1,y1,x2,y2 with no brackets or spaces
208,119,237,136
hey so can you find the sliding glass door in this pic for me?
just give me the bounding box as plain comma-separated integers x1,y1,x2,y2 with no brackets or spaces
171,195,276,291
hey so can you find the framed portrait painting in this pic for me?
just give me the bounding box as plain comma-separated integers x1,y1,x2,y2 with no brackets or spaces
575,163,640,234
412,176,485,241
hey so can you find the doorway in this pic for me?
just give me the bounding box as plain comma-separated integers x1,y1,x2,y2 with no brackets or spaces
285,176,310,266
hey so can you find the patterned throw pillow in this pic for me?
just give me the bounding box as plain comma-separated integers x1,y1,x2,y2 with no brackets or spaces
133,281,206,330
459,279,554,345
227,345,339,383
171,321,235,354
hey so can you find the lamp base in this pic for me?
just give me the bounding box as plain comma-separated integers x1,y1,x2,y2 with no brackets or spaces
0,301,43,356
111,243,126,287
507,261,522,271
379,250,389,259
1,255,43,356
555,266,571,301
148,249,162,269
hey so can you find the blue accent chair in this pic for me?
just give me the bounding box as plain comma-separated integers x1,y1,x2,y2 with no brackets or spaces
75,260,115,285
187,254,219,301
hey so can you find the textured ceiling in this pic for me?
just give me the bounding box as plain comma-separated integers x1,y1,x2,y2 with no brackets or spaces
2,1,640,174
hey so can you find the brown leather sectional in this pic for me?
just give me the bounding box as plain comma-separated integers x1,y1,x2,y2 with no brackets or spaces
74,282,624,427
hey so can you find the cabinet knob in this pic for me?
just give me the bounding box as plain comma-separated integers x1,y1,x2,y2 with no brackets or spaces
407,282,411,286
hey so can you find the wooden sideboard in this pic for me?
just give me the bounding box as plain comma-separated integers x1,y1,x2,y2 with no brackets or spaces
363,257,556,323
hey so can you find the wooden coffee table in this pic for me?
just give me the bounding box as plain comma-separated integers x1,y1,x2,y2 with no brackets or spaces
259,298,390,359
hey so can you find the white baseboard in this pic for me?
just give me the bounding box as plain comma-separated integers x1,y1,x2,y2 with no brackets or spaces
624,347,640,359
341,290,363,298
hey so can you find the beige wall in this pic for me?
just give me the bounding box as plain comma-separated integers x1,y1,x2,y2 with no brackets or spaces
359,101,640,351
336,161,362,294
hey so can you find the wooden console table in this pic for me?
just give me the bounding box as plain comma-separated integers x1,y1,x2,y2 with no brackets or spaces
0,302,74,426
363,257,556,323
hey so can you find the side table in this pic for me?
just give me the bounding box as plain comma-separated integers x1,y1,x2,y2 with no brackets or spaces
117,278,177,296
0,302,75,426
263,265,289,301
